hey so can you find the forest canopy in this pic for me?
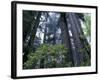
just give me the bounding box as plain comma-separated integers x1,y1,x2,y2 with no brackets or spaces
23,11,91,69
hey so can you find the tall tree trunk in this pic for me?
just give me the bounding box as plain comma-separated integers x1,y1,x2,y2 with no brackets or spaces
23,12,42,63
58,13,74,66
66,13,84,66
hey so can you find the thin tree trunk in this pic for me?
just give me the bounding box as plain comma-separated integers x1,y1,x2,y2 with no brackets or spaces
23,12,42,63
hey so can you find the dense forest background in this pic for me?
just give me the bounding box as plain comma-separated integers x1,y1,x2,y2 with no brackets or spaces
23,11,91,69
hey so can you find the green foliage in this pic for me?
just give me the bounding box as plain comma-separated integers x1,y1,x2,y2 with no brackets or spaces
23,44,73,69
83,14,91,37
79,44,91,66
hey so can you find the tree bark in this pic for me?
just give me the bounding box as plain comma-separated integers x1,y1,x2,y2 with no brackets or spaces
23,12,42,63
58,13,74,66
66,13,83,66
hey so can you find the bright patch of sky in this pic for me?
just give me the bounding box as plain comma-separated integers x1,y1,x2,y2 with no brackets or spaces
35,12,60,44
